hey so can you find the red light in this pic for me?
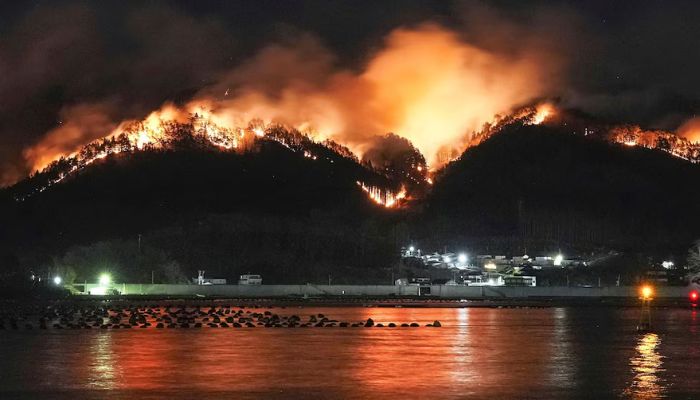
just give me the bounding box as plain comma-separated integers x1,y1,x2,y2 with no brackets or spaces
691,291,699,302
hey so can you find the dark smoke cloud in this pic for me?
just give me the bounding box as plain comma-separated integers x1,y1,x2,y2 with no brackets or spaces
558,2,700,129
0,1,235,185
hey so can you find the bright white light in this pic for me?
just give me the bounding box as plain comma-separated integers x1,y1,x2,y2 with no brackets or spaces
458,253,467,264
484,262,497,270
99,274,111,286
662,261,674,269
554,254,563,267
53,276,62,285
409,246,415,252
91,287,107,296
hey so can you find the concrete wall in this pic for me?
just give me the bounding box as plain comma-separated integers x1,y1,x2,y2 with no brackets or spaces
82,283,695,299
432,285,691,298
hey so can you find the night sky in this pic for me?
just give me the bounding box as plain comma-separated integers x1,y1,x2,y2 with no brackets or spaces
2,0,700,184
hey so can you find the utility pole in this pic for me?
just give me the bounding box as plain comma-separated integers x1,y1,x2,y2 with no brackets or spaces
138,233,143,284
151,270,154,284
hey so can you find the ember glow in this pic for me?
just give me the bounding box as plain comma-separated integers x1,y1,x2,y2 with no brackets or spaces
449,101,557,163
530,103,555,125
23,108,263,193
17,21,699,206
609,124,700,162
17,103,410,207
677,117,700,144
357,181,407,208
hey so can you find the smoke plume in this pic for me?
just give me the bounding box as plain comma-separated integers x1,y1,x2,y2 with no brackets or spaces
23,23,558,175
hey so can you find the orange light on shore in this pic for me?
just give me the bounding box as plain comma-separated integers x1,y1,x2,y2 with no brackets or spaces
640,285,654,300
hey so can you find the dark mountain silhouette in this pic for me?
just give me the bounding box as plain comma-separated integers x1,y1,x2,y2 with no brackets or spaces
0,129,405,284
1,117,699,285
420,122,700,254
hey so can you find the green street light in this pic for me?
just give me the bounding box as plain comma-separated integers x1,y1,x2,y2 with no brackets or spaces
99,274,111,286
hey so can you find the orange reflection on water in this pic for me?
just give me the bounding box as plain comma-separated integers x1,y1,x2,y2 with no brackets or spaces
87,332,118,390
345,307,452,397
348,307,561,398
625,333,666,399
115,331,176,390
19,307,592,397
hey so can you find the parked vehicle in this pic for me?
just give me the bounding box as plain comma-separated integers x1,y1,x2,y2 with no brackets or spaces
238,274,262,285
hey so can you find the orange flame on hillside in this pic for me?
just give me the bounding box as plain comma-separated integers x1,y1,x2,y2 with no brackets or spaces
24,24,557,178
677,117,700,144
357,182,407,208
609,124,700,162
530,103,554,125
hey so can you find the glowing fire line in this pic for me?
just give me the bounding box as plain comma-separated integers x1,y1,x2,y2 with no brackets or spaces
17,109,406,208
356,181,406,208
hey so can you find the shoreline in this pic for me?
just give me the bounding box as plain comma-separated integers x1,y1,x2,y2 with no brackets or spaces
4,295,696,309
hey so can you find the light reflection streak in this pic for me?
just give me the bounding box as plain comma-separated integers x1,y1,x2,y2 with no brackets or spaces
548,307,574,388
88,333,118,390
348,308,456,397
625,333,666,399
449,308,475,384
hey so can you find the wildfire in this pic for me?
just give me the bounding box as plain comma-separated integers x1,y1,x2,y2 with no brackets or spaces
356,181,407,208
17,103,411,208
15,23,559,188
529,103,554,125
677,117,700,144
609,124,700,162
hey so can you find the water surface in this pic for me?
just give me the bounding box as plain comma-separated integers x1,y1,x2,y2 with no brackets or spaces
1,306,698,399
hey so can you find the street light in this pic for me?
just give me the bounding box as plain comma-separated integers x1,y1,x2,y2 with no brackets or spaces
637,285,654,333
554,254,564,267
458,253,467,264
53,276,62,285
99,274,111,286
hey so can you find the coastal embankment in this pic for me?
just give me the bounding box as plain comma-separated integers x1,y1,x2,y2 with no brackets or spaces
75,284,697,306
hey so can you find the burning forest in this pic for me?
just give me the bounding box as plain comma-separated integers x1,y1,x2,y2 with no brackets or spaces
12,23,557,186
4,1,700,293
4,19,700,209
12,105,418,208
9,97,700,209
